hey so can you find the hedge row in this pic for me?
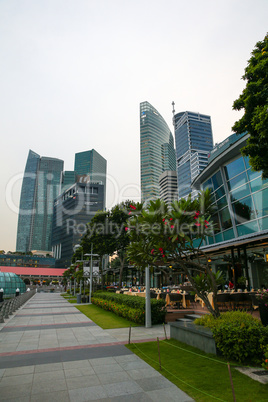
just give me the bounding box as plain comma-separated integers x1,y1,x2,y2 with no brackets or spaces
195,311,268,364
92,292,166,325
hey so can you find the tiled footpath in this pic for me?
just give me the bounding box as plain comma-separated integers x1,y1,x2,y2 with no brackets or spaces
0,292,193,401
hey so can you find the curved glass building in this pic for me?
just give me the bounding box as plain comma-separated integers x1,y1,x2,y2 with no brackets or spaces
140,101,176,203
192,132,268,289
0,272,26,296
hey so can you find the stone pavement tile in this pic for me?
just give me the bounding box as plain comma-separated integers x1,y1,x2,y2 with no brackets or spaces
1,397,30,402
119,359,151,371
64,366,95,378
97,370,131,385
58,341,80,347
109,392,153,401
4,365,35,376
127,367,162,380
31,390,71,402
0,368,5,378
63,360,92,369
33,369,65,382
0,343,18,352
16,344,39,351
88,356,117,366
68,384,108,401
0,383,32,400
146,386,194,401
136,375,176,392
66,374,100,390
93,363,124,375
34,362,63,373
114,354,141,363
0,373,33,387
103,379,144,398
31,378,67,394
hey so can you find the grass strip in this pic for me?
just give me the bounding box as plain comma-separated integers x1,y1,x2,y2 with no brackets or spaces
126,338,268,402
76,304,140,329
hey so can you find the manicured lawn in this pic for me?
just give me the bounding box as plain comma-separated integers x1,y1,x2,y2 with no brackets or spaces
126,338,268,402
76,304,140,329
61,294,77,303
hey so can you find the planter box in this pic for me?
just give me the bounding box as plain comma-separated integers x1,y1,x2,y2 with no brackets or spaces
170,321,218,355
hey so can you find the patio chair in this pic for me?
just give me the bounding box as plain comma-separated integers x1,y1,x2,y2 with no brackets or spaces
217,293,230,311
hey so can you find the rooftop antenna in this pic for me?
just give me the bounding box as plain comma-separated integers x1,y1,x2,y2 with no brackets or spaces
172,101,176,127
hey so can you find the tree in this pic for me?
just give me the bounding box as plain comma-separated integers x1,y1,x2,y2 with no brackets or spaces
79,211,114,287
78,201,132,289
232,33,268,177
109,202,132,288
126,190,223,318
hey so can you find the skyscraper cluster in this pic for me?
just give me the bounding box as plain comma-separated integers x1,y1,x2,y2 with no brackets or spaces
140,101,214,204
16,101,213,267
16,149,106,267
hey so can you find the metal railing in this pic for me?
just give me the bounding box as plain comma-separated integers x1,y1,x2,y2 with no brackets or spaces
0,290,35,323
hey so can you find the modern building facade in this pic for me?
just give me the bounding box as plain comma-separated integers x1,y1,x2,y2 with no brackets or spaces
16,150,63,253
51,182,105,268
74,149,107,208
140,101,176,203
192,132,268,289
174,111,213,199
159,171,178,205
0,253,55,268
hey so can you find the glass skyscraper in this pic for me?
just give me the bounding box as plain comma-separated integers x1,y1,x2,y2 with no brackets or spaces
16,150,63,253
140,101,176,203
174,111,213,199
74,149,107,208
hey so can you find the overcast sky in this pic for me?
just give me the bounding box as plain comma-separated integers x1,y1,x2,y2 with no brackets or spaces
0,0,268,252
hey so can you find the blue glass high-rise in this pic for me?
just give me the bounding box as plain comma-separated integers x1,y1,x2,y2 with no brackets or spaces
16,150,63,252
174,111,213,199
140,101,176,203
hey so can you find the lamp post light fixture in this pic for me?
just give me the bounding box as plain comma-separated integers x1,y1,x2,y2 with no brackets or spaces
76,244,99,304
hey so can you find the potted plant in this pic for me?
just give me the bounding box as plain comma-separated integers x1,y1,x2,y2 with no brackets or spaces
237,276,247,290
256,288,268,326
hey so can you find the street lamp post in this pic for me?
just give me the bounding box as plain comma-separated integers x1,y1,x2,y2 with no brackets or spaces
76,245,98,304
145,265,152,328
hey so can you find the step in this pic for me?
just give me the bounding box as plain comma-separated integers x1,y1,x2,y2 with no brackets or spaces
175,318,193,323
184,314,206,320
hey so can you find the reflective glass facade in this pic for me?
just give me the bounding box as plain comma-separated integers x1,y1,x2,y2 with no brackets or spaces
198,135,268,244
51,182,105,268
140,101,176,203
16,151,63,253
0,272,26,296
174,111,213,199
74,149,107,208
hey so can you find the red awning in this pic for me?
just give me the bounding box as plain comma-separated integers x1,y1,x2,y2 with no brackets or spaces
0,266,67,277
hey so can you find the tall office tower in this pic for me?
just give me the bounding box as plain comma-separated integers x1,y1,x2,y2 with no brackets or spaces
74,149,107,208
51,182,105,268
16,150,63,253
174,111,213,199
140,101,176,203
159,171,178,205
60,171,76,193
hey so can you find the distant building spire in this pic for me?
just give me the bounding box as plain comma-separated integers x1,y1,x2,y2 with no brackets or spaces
172,101,176,127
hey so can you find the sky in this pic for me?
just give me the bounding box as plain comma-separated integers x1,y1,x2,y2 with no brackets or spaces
0,0,268,252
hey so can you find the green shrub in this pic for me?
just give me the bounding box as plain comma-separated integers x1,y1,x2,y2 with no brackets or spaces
92,292,166,325
262,344,268,371
195,311,268,364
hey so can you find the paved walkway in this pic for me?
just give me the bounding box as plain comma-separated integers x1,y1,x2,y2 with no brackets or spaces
0,292,193,401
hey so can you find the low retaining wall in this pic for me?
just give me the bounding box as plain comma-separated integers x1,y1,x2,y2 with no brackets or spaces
170,321,218,355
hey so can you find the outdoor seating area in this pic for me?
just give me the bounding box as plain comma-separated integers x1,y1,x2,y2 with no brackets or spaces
114,286,263,319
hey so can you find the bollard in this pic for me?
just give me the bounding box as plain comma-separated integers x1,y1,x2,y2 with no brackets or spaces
0,288,3,303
